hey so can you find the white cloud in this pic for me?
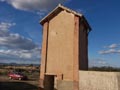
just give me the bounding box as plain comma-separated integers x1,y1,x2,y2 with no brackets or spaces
104,43,119,49
0,33,37,50
2,0,69,11
108,44,118,48
36,10,46,18
89,58,108,67
0,22,15,37
0,0,71,18
0,21,40,63
0,22,16,31
99,49,116,54
99,49,120,54
36,11,46,15
0,47,41,60
0,22,37,50
99,43,120,55
98,60,107,65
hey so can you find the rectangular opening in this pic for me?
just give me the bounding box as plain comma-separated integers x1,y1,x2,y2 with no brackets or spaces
44,75,55,90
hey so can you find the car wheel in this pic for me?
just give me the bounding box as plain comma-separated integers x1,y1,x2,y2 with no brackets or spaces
18,78,22,80
9,77,12,79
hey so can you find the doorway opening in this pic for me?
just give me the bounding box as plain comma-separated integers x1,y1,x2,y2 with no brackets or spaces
44,75,55,90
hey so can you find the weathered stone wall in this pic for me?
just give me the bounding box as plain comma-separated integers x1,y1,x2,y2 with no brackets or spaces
46,10,75,80
79,71,120,90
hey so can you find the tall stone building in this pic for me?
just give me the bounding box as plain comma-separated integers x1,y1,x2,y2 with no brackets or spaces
39,4,91,90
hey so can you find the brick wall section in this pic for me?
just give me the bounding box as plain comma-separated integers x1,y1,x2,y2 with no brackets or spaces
46,10,74,80
40,22,49,88
73,15,80,90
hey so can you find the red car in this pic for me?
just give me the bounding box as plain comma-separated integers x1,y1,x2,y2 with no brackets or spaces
8,72,27,80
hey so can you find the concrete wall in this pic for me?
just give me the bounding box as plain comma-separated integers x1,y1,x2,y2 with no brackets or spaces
57,80,74,90
46,10,75,80
79,71,120,90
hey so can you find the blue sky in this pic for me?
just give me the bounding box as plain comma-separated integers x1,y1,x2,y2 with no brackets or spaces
0,0,120,67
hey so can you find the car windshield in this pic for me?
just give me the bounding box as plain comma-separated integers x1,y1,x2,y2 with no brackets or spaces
17,73,23,75
12,72,23,75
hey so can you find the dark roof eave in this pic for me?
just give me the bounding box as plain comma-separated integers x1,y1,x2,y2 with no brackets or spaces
82,16,92,32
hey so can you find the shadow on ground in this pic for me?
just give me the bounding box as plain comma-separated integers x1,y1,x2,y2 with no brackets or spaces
0,81,38,90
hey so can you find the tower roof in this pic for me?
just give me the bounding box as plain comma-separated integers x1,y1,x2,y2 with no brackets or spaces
40,4,91,31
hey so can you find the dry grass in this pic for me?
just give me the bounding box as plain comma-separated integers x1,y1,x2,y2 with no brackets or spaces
0,65,40,90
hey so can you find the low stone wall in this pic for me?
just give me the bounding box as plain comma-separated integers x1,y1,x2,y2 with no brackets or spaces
79,71,120,90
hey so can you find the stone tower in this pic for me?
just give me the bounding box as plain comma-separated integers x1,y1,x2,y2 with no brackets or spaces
39,4,91,90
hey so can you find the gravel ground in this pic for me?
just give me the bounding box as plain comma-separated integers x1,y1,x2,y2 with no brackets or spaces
0,75,39,90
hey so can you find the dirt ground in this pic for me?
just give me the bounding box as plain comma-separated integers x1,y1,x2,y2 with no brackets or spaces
0,75,39,90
